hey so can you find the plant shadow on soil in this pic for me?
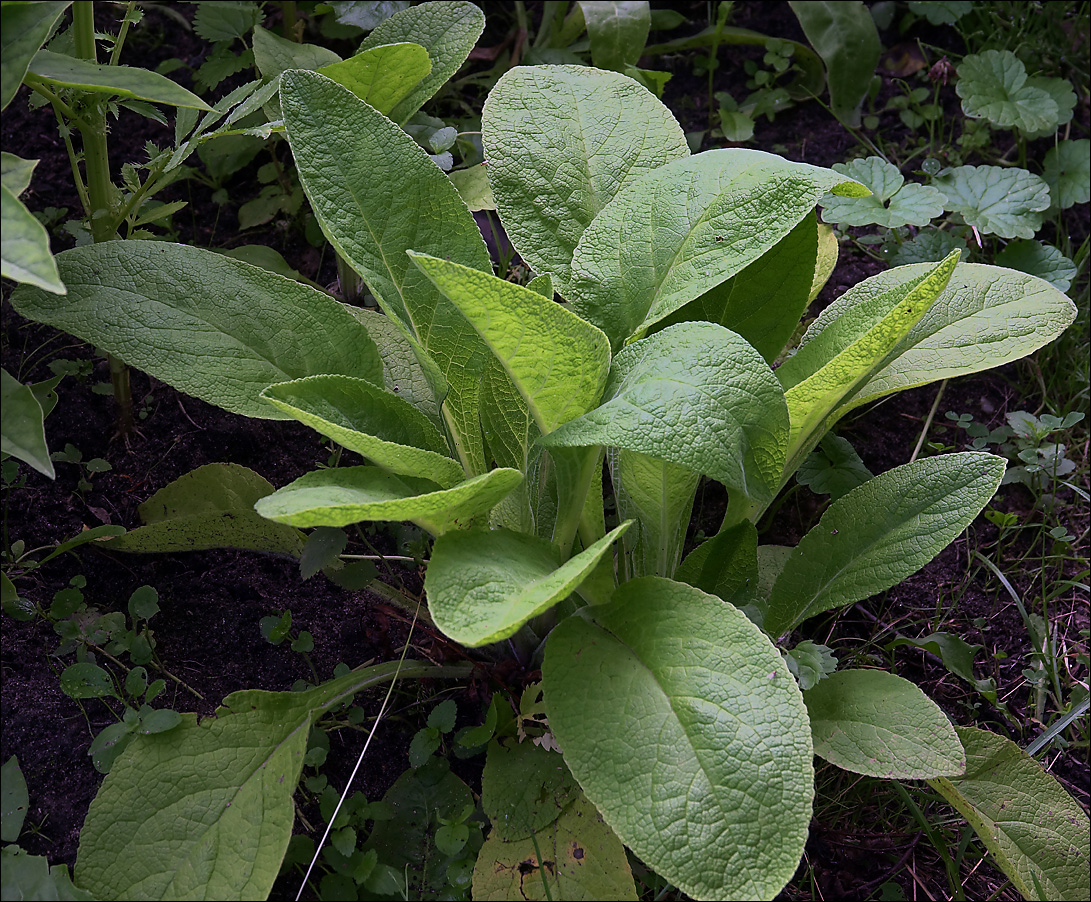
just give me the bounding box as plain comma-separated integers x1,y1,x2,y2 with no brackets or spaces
2,2,1088,900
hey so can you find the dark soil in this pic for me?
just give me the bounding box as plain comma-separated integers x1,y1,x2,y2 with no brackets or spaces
2,3,1088,901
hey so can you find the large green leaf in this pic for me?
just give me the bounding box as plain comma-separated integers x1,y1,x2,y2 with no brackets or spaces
251,25,341,80
1,182,64,294
318,43,431,115
473,790,637,901
9,241,383,419
804,670,965,778
544,577,813,900
1,368,54,478
809,263,1078,412
543,322,790,508
26,48,213,110
261,376,464,488
105,464,306,557
568,148,865,348
928,726,1090,902
425,522,630,646
776,252,959,465
935,165,1051,239
789,1,880,126
482,65,688,294
1,2,71,110
762,452,1006,637
480,740,579,842
579,1,650,72
254,466,522,534
280,69,493,474
75,661,469,902
357,0,484,124
408,253,612,433
674,520,758,602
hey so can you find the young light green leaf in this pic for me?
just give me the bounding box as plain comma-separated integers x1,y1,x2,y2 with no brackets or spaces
579,1,651,71
778,252,958,462
782,640,837,691
76,661,468,902
812,263,1078,412
804,670,965,778
763,452,1006,637
788,1,881,126
106,464,306,557
820,157,945,227
1,368,54,478
409,252,612,434
10,241,384,419
254,466,522,534
26,49,213,110
928,726,1090,902
473,790,638,901
425,522,630,646
544,577,813,901
935,165,1051,239
317,43,432,115
995,240,1077,292
1,183,65,294
956,50,1062,136
544,322,789,507
1042,140,1090,210
357,0,485,124
483,65,688,293
1,1,71,110
280,69,493,474
447,162,494,211
568,148,866,348
261,375,464,488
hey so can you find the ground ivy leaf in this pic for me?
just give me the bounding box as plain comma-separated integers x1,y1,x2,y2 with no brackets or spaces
261,375,465,488
927,726,1090,902
935,165,1051,239
473,790,637,901
10,242,384,419
956,50,1060,135
886,229,966,267
542,322,789,507
795,433,872,499
543,577,813,901
1042,139,1090,210
75,662,461,902
568,148,865,348
763,452,1006,637
255,466,522,534
820,157,945,227
483,64,688,294
106,464,306,557
804,670,964,778
425,522,630,646
995,240,1077,292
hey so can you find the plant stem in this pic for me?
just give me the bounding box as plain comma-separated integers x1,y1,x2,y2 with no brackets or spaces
909,378,948,463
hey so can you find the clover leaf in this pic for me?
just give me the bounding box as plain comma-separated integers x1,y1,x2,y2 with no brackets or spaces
935,165,1051,239
821,157,945,228
956,50,1065,136
995,240,1077,292
1042,140,1090,210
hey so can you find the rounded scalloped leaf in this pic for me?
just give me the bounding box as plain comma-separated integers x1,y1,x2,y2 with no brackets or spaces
955,50,1061,135
804,670,965,778
543,577,813,901
1018,75,1077,139
821,157,945,228
995,240,1076,293
1043,140,1090,210
935,165,1050,239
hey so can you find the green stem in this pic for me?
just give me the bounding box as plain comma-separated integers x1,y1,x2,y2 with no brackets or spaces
108,1,138,65
280,0,298,41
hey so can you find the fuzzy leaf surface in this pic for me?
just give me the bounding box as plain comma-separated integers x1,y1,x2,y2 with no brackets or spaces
543,577,813,900
281,69,493,473
480,740,579,841
107,464,306,557
804,670,965,778
763,452,1006,636
483,65,688,293
568,148,865,348
928,726,1090,902
543,322,789,507
10,242,383,419
317,43,431,115
935,165,1051,239
255,467,521,534
425,522,630,646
